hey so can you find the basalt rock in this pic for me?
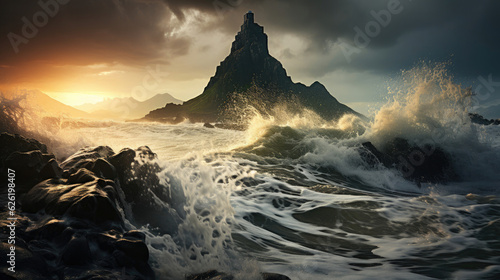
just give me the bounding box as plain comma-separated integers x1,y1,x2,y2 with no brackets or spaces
361,138,457,184
22,178,123,227
203,122,215,128
144,12,364,124
60,145,115,171
469,113,500,125
0,133,47,157
61,235,92,265
1,134,161,279
39,158,63,180
186,270,291,280
0,133,56,194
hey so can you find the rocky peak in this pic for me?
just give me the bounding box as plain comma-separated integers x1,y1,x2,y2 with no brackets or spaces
144,12,364,123
231,11,268,55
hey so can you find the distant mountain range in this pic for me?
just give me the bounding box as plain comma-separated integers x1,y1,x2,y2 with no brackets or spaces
1,89,90,119
76,93,182,120
1,90,182,121
144,11,364,123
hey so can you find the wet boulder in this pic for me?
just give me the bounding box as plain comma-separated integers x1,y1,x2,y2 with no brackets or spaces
108,148,136,171
39,158,63,180
135,146,157,163
0,241,49,279
186,270,234,280
90,158,116,180
186,270,291,280
361,138,457,184
261,273,292,280
25,219,68,243
60,146,114,170
0,133,47,159
115,238,149,262
112,146,185,235
4,150,55,193
22,178,123,226
61,235,92,266
123,230,146,242
203,122,215,128
66,191,122,225
112,237,155,279
1,137,159,280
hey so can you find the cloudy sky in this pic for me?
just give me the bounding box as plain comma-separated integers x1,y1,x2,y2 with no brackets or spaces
1,0,499,116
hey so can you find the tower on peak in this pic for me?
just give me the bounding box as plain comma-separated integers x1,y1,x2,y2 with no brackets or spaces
231,11,267,54
244,11,254,24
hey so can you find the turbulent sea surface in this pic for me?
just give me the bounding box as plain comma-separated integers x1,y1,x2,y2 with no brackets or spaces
53,66,500,279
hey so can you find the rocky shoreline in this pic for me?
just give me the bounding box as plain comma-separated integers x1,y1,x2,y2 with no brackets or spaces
0,133,290,280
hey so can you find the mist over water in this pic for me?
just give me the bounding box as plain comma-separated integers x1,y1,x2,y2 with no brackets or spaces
48,64,500,279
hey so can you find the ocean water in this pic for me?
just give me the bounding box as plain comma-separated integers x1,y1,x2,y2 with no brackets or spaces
51,65,500,279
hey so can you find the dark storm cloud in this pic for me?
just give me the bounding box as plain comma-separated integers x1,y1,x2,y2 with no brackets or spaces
158,0,500,79
1,0,499,86
240,0,500,79
0,0,187,84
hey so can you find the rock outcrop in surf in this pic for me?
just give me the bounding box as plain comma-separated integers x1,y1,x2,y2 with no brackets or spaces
144,11,363,124
360,138,457,185
0,133,157,279
469,113,500,125
0,133,291,279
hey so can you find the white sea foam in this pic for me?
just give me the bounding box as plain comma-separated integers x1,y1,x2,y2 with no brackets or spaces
39,63,500,279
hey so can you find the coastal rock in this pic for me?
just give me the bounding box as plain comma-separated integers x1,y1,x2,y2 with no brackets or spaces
115,238,149,262
25,219,68,243
214,123,247,131
0,241,49,279
61,235,92,265
108,147,136,170
60,145,115,170
66,190,122,225
361,138,457,184
1,135,160,279
204,122,215,128
77,157,116,180
39,158,63,180
186,270,234,280
22,177,123,227
261,273,292,280
124,230,146,242
4,149,55,193
186,270,291,280
67,168,97,184
0,132,47,157
469,113,500,125
144,12,364,124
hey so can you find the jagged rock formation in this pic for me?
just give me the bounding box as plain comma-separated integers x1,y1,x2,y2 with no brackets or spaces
360,138,457,185
145,11,363,124
0,133,157,279
469,113,500,125
0,133,292,279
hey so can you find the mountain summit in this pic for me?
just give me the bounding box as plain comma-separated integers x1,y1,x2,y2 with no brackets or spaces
145,11,363,123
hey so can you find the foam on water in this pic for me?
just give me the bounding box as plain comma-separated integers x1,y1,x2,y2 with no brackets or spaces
29,63,500,279
142,155,262,279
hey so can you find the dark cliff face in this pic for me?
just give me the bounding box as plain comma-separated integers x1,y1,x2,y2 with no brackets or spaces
146,12,364,122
